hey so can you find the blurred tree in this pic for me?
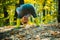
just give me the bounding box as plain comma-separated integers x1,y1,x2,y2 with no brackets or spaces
58,0,60,23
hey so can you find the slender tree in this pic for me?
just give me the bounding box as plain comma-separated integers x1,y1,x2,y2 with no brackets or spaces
58,0,60,23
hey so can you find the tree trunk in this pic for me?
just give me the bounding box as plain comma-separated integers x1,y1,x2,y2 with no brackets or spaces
58,0,60,23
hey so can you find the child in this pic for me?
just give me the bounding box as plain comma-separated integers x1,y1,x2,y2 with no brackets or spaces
16,4,40,27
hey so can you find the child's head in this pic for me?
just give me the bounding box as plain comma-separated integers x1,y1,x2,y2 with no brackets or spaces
21,16,28,24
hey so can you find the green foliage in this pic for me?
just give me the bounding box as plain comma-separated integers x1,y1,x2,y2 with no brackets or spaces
0,0,58,27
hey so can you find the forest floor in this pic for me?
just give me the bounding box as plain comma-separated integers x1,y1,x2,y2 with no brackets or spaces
0,23,60,40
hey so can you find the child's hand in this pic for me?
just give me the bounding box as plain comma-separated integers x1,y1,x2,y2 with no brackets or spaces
21,16,28,24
